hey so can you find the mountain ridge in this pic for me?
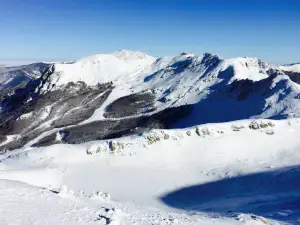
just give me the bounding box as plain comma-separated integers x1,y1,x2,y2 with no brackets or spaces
0,50,299,151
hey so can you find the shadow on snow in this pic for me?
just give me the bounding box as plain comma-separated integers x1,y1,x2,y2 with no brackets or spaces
160,165,300,223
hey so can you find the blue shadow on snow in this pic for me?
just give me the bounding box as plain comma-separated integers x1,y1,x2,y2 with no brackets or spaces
160,165,300,223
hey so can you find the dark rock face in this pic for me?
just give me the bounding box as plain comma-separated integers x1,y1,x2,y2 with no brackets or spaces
0,66,55,134
104,91,156,118
51,89,112,128
32,104,193,147
0,66,116,152
284,71,300,84
267,68,300,85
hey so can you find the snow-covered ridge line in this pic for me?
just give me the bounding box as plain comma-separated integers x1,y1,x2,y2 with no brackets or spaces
280,63,300,73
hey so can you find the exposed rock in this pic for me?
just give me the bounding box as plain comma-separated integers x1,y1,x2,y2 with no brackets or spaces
104,91,156,118
231,125,245,131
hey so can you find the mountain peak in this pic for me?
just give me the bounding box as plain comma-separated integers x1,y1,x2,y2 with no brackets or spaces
112,49,155,61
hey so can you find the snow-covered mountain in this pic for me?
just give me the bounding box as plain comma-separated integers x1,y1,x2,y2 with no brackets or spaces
0,50,299,151
53,50,156,85
280,62,300,73
1,50,300,224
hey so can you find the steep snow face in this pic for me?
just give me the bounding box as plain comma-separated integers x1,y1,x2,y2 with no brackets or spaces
136,53,225,105
53,50,156,86
224,57,271,82
258,75,300,118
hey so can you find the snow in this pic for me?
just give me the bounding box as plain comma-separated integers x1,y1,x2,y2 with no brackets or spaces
0,62,50,89
0,180,250,225
0,180,103,225
224,57,270,82
1,119,300,224
2,51,297,145
53,50,156,86
2,51,299,125
1,51,300,224
280,63,300,73
83,52,300,124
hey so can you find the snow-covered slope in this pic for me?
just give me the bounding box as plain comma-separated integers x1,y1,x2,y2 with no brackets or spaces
53,50,156,85
280,63,300,73
1,119,300,224
92,53,277,116
94,53,300,125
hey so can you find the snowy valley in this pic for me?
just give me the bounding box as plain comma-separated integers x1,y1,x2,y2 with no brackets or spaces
0,50,300,224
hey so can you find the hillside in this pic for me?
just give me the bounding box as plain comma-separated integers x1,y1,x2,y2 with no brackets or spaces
0,51,299,151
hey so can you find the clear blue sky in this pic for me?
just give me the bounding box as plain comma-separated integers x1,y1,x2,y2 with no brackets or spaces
0,0,299,64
